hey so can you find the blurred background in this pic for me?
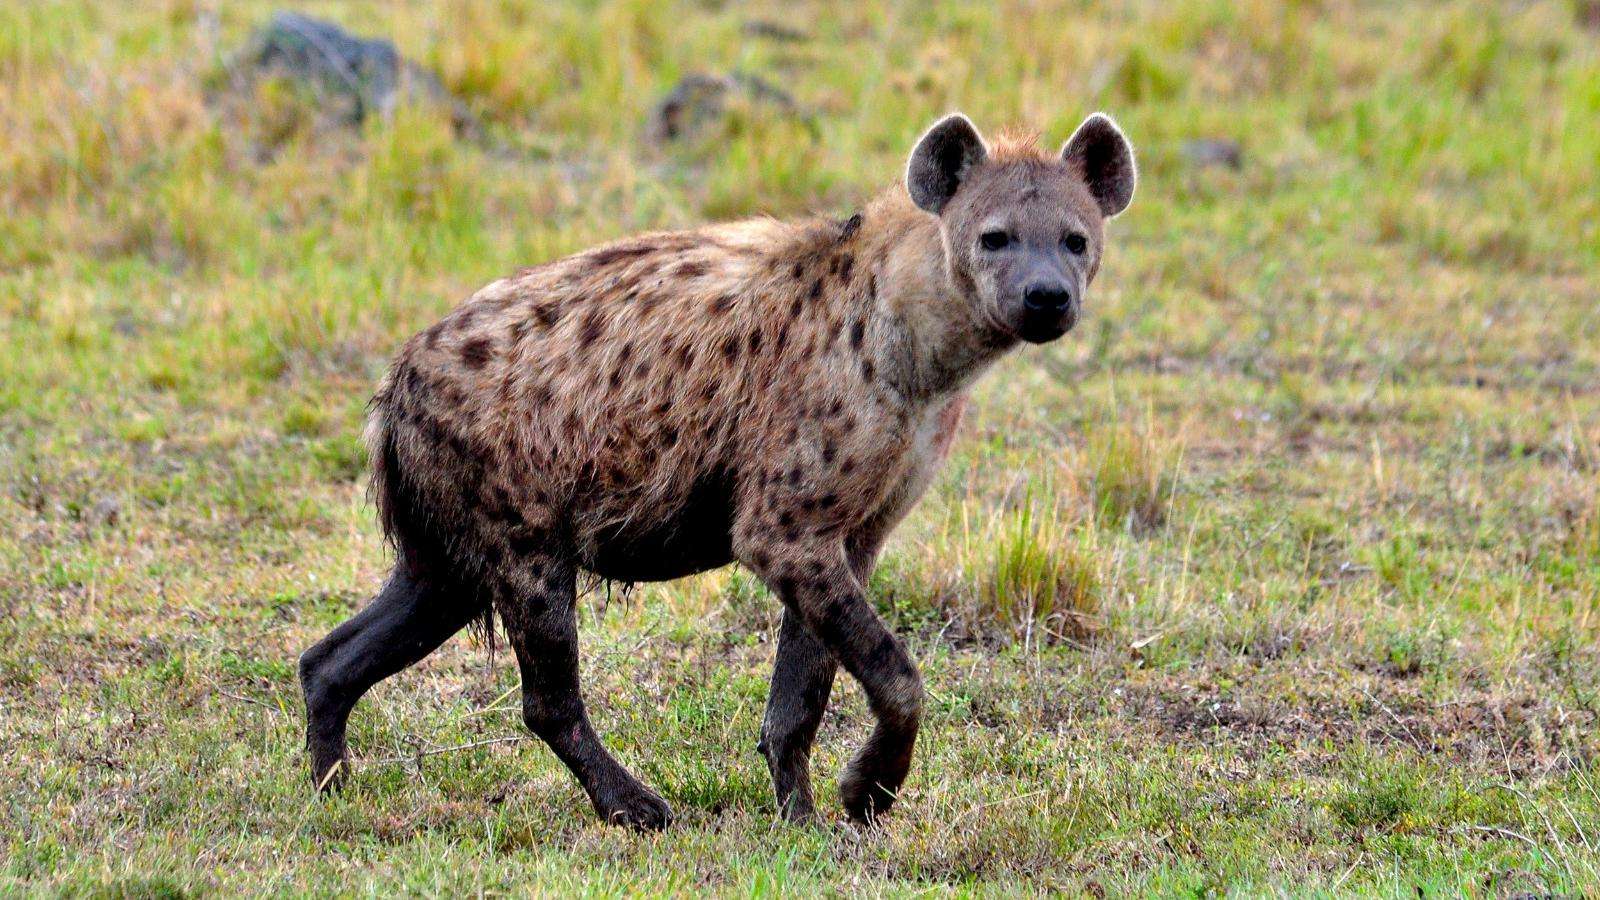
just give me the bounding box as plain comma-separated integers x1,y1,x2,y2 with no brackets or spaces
1,1,1597,894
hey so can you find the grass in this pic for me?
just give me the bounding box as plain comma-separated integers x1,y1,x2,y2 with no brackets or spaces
2,0,1599,894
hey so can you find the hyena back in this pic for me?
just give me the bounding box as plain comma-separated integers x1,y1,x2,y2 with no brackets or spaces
299,112,1136,829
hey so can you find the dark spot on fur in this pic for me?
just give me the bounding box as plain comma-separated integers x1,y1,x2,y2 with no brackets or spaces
588,242,656,268
839,213,862,241
709,292,735,315
791,262,804,280
849,320,865,350
748,330,763,353
840,458,855,474
819,493,838,508
459,337,494,369
578,309,606,347
534,303,561,328
720,335,739,360
809,277,823,300
677,261,706,279
508,319,531,344
424,323,444,349
790,296,803,320
822,440,836,464
865,633,901,671
838,254,853,282
861,359,875,381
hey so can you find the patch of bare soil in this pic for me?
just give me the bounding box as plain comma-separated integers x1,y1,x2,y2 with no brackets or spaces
1118,666,1596,777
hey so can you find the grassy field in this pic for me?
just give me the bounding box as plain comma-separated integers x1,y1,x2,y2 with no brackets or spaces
3,0,1599,894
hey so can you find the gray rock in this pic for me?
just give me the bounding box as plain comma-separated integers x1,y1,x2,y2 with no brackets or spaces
1182,138,1243,170
90,496,121,528
741,20,810,43
648,71,801,143
241,12,472,131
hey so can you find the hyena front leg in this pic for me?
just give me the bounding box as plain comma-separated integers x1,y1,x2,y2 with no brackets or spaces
299,565,480,791
492,546,672,831
745,537,923,825
757,532,888,824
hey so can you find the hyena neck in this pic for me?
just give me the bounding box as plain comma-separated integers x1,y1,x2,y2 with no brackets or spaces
859,190,1015,405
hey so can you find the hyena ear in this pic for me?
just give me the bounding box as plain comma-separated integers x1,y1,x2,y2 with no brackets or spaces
1061,113,1137,218
906,113,988,214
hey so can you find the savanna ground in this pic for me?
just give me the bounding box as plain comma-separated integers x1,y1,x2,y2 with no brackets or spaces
2,0,1599,895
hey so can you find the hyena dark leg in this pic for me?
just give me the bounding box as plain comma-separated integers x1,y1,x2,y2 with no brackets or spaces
494,550,672,831
746,538,922,825
298,565,480,790
757,534,884,823
759,609,836,823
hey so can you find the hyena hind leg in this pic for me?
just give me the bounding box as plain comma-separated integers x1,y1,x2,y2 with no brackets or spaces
493,552,673,831
759,608,838,824
298,565,480,791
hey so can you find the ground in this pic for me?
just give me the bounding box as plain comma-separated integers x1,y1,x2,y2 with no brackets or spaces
2,0,1598,895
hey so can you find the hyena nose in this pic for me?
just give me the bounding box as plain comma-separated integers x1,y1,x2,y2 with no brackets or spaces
1023,284,1073,312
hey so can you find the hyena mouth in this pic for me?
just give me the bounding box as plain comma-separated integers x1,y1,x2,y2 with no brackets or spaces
1018,303,1078,344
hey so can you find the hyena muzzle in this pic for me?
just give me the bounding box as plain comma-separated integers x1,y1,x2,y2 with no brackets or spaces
299,111,1136,830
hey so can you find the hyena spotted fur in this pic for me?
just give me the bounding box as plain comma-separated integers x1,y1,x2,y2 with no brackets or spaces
299,112,1136,829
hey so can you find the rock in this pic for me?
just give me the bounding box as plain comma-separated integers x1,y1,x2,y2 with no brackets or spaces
236,12,472,131
647,71,801,143
1182,138,1243,170
741,20,810,43
90,496,121,528
1580,0,1600,32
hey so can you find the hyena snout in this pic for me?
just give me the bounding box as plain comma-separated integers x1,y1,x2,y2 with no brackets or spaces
1018,279,1078,344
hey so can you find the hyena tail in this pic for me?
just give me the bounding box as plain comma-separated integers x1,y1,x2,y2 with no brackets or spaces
363,396,497,653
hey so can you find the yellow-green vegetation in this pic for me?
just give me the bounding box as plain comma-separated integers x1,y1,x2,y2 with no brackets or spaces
3,0,1598,894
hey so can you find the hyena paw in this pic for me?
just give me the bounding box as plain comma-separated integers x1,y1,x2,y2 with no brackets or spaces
594,781,674,831
309,747,348,793
838,766,899,825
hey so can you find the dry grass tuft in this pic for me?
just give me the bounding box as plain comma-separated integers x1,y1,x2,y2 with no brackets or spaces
1085,405,1182,534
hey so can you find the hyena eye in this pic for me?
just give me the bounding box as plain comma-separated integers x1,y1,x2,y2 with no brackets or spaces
1062,233,1087,255
979,230,1011,251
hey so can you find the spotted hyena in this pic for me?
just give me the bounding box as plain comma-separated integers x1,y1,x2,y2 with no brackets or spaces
299,112,1136,829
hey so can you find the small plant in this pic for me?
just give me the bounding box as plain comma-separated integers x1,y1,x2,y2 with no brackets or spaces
979,501,1101,645
1329,766,1422,831
1374,623,1453,679
1086,407,1181,533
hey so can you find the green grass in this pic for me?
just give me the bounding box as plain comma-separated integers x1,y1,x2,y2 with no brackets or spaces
3,0,1599,894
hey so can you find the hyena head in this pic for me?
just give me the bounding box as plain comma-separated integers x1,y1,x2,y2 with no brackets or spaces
906,112,1136,345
